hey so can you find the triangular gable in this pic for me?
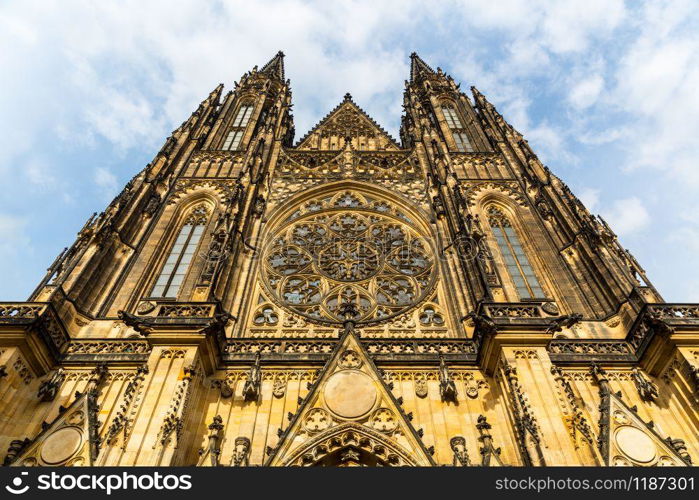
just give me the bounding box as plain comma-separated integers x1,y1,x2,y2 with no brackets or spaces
265,330,435,466
10,389,100,467
296,95,401,150
598,390,689,466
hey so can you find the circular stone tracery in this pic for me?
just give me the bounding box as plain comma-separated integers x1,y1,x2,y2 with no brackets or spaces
261,195,436,325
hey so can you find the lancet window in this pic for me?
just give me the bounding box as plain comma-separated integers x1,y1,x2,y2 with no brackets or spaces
486,206,544,299
441,104,473,152
150,204,209,298
222,103,254,151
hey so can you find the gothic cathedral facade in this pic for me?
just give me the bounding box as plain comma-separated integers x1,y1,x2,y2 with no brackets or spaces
1,52,698,467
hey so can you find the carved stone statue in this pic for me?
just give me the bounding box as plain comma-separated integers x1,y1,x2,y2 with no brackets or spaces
232,437,251,466
243,353,262,402
438,355,457,403
203,415,224,466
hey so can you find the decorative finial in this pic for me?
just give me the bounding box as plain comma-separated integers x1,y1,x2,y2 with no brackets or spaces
343,92,352,101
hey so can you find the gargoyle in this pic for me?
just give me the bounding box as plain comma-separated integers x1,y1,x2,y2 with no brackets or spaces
545,313,583,335
117,310,156,336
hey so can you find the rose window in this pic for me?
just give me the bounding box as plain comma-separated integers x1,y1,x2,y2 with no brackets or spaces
261,194,436,324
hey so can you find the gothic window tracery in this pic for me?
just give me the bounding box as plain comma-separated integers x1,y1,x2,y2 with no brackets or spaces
222,103,254,151
260,191,436,324
441,104,473,152
150,204,210,298
486,206,544,299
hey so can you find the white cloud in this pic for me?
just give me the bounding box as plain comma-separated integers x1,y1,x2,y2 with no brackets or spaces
578,188,600,212
539,0,626,54
94,167,118,198
568,74,604,110
602,197,650,236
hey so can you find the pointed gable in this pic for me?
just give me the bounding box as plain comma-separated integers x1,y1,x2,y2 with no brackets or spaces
597,389,690,466
265,330,435,466
9,389,101,467
591,366,690,467
296,93,401,151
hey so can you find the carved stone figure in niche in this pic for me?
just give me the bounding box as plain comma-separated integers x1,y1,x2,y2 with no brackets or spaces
243,353,262,402
465,378,479,399
231,437,251,467
218,379,233,399
439,355,457,402
415,378,428,398
273,379,286,398
200,415,224,466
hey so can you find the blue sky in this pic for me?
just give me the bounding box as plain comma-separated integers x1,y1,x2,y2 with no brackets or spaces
1,0,698,302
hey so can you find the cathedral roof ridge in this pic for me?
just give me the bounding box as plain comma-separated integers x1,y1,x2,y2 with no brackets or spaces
294,93,400,148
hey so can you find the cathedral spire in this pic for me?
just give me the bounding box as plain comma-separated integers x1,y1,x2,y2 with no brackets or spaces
259,50,286,81
409,52,435,82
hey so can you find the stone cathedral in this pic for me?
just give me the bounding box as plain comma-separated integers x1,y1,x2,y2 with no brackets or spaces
1,52,698,468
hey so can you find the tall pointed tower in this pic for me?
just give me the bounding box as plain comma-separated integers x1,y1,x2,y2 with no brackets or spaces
0,52,697,468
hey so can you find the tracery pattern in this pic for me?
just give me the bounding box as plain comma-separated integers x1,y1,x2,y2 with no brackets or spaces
261,192,436,324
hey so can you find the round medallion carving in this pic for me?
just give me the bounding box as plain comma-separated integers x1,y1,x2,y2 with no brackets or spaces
40,427,83,465
614,426,656,464
136,301,157,315
541,302,559,316
323,370,377,419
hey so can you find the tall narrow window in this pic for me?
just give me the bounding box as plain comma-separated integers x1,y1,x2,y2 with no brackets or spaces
487,206,544,299
222,104,254,150
151,205,209,298
441,105,473,152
